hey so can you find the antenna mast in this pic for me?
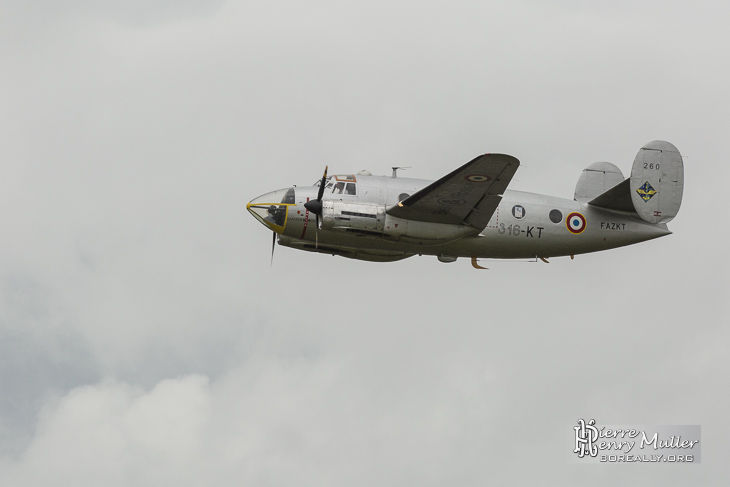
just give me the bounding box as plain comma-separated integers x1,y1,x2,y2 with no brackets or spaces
391,166,411,178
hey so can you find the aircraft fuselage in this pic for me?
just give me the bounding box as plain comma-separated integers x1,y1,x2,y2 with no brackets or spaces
250,173,670,263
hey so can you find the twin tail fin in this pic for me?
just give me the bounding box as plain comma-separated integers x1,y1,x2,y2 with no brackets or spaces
575,140,684,224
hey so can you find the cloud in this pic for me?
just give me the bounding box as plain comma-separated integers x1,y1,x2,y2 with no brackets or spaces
0,0,728,485
0,375,210,485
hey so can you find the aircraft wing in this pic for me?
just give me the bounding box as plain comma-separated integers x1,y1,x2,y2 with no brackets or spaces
386,153,520,228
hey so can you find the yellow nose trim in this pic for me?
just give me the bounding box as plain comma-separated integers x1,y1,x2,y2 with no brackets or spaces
246,202,296,234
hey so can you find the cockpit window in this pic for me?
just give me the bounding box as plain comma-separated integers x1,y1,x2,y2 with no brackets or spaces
314,175,356,195
314,176,333,187
282,188,295,204
331,182,357,195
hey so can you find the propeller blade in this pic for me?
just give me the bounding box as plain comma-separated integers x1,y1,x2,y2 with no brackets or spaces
315,214,319,249
316,165,328,202
271,231,276,266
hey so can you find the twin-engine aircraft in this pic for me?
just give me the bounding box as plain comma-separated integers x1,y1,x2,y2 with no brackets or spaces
247,141,683,268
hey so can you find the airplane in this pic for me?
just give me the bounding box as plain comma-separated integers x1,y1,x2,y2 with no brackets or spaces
247,140,683,268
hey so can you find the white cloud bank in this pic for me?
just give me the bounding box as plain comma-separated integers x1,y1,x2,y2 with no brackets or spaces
1,1,729,485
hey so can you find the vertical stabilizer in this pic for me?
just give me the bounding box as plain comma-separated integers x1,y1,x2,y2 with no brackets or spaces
630,140,684,224
574,161,625,202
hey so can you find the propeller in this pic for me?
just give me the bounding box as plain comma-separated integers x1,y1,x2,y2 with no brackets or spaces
270,231,276,266
303,165,328,248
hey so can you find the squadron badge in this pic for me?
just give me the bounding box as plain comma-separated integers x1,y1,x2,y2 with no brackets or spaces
636,181,658,202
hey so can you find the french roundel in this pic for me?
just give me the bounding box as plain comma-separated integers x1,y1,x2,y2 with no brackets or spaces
566,212,587,234
464,174,491,182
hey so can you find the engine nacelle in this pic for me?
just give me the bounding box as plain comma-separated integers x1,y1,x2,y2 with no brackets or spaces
321,201,385,232
320,200,476,243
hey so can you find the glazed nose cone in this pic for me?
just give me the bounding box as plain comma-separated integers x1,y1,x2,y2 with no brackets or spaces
247,188,294,233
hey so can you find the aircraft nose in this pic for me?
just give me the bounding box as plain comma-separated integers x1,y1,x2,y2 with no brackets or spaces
247,187,295,233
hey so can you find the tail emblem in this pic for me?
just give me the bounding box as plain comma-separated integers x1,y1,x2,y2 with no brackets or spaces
636,181,658,202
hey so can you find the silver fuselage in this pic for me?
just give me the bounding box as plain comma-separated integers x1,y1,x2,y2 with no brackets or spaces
249,174,670,262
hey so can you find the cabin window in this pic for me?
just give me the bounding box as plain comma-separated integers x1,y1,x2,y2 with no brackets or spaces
549,209,563,223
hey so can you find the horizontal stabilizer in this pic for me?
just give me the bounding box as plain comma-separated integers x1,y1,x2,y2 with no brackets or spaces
588,179,634,212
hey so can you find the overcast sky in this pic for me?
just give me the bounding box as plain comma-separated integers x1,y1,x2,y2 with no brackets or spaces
1,0,728,485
